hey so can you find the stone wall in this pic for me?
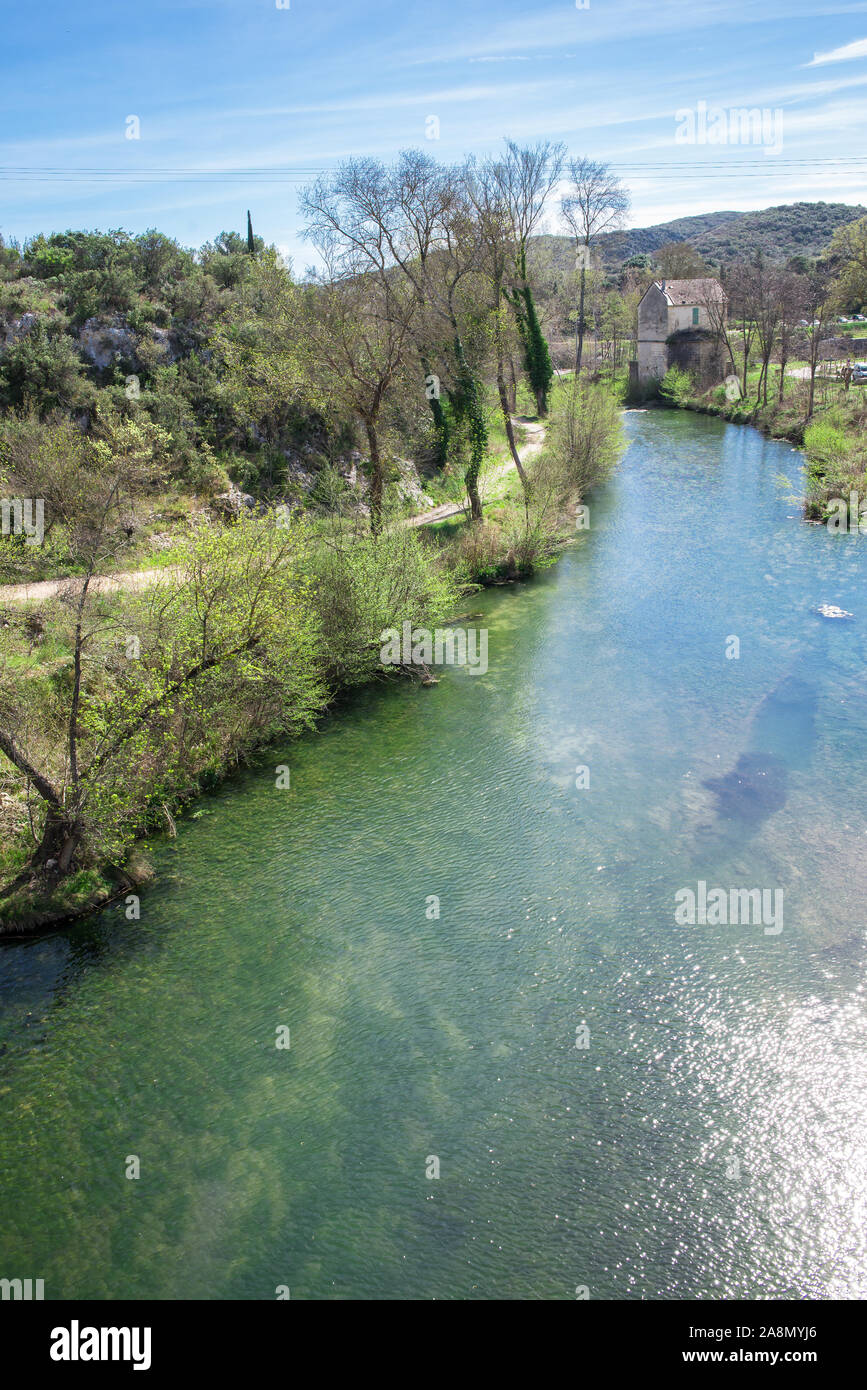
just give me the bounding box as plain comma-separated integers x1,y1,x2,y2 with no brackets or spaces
666,328,727,390
637,284,669,341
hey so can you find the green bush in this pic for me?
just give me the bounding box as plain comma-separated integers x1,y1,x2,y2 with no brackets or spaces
545,382,625,494
659,364,695,407
306,521,458,688
803,415,867,520
0,323,90,415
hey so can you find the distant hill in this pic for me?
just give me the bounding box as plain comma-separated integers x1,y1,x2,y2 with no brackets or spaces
533,202,866,273
688,202,866,264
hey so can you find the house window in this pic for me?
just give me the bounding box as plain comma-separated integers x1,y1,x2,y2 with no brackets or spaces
692,307,699,325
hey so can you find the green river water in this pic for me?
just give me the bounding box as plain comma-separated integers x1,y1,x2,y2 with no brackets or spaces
2,409,867,1299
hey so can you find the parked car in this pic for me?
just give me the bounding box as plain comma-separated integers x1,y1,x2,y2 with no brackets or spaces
853,363,867,382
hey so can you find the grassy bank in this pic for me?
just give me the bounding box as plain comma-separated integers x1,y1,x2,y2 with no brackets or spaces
0,380,624,933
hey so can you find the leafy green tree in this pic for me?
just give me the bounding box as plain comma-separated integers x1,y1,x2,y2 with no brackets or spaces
0,512,324,895
652,241,709,279
0,234,21,281
134,230,195,294
211,249,308,447
0,323,89,415
827,215,867,313
546,381,626,488
307,516,458,687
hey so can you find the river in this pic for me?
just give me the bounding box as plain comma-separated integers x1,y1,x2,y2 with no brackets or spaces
2,408,867,1299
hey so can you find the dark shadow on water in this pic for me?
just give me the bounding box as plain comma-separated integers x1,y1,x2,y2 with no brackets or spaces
698,671,819,851
748,674,818,772
703,751,789,824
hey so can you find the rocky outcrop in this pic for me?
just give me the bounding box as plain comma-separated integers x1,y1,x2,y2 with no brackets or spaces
76,315,181,370
77,316,139,369
212,485,256,518
0,312,37,356
395,460,435,511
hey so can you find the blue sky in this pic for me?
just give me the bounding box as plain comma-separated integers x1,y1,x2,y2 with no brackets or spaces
2,0,867,266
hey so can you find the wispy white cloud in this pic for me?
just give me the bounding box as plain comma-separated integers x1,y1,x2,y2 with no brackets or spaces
808,36,867,65
403,0,867,70
225,83,551,119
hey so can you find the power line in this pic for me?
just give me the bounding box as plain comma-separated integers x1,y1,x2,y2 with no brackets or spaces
1,157,866,186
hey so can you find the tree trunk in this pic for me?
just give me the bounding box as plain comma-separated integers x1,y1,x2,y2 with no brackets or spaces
466,474,483,522
497,360,528,493
760,353,772,406
507,358,518,412
0,729,84,891
34,807,81,872
420,351,448,467
575,264,587,377
452,331,487,523
521,285,551,418
365,419,383,533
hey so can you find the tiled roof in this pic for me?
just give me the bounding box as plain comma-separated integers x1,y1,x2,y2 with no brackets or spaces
657,278,726,305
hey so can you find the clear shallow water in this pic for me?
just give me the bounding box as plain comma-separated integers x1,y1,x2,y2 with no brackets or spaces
2,410,867,1300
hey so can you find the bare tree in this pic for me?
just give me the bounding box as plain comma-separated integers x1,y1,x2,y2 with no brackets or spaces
301,151,491,519
726,261,761,398
464,155,529,493
803,265,836,417
491,140,565,416
775,271,807,403
302,258,417,532
699,276,736,378
561,158,630,377
752,256,781,408
301,155,447,467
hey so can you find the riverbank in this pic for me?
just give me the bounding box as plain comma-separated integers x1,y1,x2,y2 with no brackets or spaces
0,417,561,936
0,384,626,936
662,370,866,523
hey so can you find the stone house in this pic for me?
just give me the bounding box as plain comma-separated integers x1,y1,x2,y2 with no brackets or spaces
634,278,728,388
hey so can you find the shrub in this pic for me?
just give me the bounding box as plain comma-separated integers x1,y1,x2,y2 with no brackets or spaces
659,364,695,407
0,324,90,415
306,521,458,688
803,414,867,520
545,382,625,494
